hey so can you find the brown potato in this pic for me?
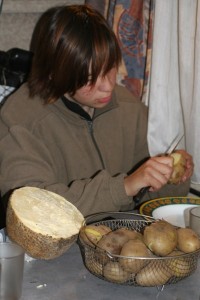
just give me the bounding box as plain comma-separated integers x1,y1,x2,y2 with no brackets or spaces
103,261,130,283
119,240,151,273
97,228,130,255
115,227,143,242
85,259,103,276
143,220,177,256
135,261,172,286
176,228,200,253
166,251,192,277
168,152,186,184
79,224,111,247
167,250,184,256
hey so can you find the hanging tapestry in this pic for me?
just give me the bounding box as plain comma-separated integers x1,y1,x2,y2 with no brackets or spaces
85,0,154,100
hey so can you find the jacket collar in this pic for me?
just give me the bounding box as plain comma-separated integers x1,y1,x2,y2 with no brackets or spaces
61,89,118,120
61,95,92,120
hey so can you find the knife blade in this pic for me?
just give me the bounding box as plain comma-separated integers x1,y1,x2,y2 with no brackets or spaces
165,134,184,155
133,133,184,205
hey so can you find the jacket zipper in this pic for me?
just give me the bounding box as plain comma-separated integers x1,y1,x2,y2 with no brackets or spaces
87,120,105,169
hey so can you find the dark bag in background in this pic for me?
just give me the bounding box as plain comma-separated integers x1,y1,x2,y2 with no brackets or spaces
0,48,33,88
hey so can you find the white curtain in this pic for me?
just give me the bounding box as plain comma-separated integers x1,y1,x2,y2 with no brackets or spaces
145,0,200,184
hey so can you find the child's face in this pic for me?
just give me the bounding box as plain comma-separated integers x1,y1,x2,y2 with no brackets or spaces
71,67,117,109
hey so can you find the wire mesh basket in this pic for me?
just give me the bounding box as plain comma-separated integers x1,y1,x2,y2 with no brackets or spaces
77,212,200,287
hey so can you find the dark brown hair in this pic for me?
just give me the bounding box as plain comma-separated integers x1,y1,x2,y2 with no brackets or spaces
28,4,121,103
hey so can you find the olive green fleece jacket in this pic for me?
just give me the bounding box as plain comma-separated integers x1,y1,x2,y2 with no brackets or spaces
0,83,189,217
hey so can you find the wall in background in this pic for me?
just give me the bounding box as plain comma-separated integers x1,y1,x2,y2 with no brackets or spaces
0,0,85,51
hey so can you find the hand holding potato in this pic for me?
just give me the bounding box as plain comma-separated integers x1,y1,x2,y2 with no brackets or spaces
124,155,174,196
124,149,193,197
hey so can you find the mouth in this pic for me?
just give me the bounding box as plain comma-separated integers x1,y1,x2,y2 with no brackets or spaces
98,96,112,104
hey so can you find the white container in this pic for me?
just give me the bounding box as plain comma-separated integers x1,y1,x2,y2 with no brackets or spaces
0,242,25,300
190,206,200,236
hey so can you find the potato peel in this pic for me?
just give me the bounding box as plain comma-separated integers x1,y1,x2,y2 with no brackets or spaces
168,152,186,184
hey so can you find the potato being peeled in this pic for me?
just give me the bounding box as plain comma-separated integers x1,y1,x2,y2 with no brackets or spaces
168,152,186,184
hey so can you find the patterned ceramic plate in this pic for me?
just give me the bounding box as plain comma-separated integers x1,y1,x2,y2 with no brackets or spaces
139,197,200,227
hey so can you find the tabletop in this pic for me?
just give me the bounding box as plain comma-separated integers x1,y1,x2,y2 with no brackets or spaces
21,242,200,300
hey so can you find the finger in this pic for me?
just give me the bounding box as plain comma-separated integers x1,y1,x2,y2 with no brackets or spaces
147,157,174,175
142,166,171,190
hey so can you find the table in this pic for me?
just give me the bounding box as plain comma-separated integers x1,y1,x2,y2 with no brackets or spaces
21,243,200,300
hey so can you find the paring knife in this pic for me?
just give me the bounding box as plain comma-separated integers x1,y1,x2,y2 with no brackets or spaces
165,134,184,155
133,133,184,205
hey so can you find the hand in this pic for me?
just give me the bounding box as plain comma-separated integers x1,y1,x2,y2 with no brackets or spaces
174,149,194,182
124,155,174,197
